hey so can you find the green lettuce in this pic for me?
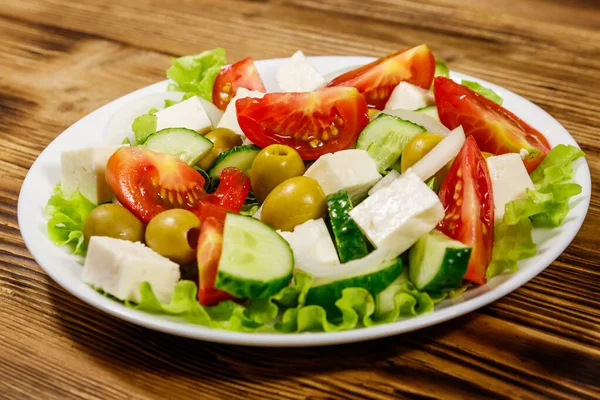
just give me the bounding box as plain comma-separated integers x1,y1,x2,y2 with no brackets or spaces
462,80,503,105
44,184,96,255
167,48,226,102
486,145,584,279
126,272,434,333
505,145,585,228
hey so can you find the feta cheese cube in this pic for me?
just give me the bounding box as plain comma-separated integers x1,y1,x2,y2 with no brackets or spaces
278,218,339,271
154,96,213,133
82,236,180,304
304,149,381,203
349,170,444,258
384,82,435,111
487,153,535,223
217,88,265,142
61,145,123,204
276,51,327,92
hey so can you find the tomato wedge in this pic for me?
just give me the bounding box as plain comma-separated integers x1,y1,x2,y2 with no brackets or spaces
434,76,550,172
327,45,435,109
196,216,236,306
236,87,369,160
437,136,494,284
213,57,266,110
194,167,249,306
106,146,207,224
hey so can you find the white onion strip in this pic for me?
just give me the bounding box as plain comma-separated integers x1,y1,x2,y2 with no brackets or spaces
409,126,465,182
294,247,394,281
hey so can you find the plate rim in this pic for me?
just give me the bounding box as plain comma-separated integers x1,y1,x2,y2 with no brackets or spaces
18,55,592,347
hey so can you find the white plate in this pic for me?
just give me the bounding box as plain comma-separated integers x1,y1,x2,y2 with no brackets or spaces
18,56,591,347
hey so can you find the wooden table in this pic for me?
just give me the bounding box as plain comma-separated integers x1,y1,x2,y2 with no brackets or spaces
1,0,599,398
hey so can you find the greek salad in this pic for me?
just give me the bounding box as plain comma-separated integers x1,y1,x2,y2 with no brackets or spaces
45,46,585,333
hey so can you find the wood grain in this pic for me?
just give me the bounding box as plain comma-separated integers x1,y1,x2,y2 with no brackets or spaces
0,0,599,399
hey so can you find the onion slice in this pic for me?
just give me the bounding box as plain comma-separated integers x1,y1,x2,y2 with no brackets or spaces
409,126,466,182
294,247,395,280
104,92,223,144
371,109,450,137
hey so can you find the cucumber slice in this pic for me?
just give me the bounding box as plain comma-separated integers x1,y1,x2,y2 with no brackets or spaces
208,145,260,178
305,257,403,308
356,114,425,172
415,105,439,121
408,230,471,292
326,190,369,263
143,128,213,165
216,213,294,298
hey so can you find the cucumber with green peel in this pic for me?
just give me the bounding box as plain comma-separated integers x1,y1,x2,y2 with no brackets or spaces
215,213,294,298
208,145,260,178
143,128,213,165
408,230,471,292
356,114,425,172
305,257,403,308
415,105,439,121
327,190,369,262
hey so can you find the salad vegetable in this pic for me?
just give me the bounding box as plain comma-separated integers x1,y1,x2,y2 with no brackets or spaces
45,46,585,334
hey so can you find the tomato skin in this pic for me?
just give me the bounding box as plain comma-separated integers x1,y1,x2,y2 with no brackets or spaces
434,77,550,172
213,57,266,110
327,45,435,109
106,147,207,224
194,168,250,306
196,216,236,306
437,136,494,284
237,87,370,160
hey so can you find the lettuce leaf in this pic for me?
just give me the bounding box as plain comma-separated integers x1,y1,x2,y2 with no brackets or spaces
505,145,585,228
44,184,97,255
167,48,226,102
486,145,584,279
125,271,434,333
462,80,503,105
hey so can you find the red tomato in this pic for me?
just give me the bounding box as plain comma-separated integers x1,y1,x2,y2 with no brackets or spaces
327,45,435,109
213,57,266,110
437,136,494,285
106,147,207,224
193,167,251,223
236,87,370,160
196,216,236,306
203,167,251,212
434,76,550,172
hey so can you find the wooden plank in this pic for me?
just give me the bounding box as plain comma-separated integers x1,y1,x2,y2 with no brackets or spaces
0,0,599,398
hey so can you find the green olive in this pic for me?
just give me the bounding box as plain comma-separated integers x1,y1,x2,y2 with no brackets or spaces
145,209,201,264
261,176,326,232
400,133,444,173
251,144,306,203
83,204,145,245
198,128,243,170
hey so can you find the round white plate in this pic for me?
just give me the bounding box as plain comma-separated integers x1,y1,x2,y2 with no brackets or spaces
18,56,591,347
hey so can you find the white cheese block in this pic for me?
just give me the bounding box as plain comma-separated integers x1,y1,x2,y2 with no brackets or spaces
304,149,381,203
277,218,339,271
349,170,444,258
154,96,213,134
487,153,535,223
82,236,180,304
217,88,265,143
276,50,327,92
384,82,435,111
61,145,124,204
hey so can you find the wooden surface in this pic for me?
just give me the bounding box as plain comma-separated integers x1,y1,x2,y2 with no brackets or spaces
1,0,599,398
